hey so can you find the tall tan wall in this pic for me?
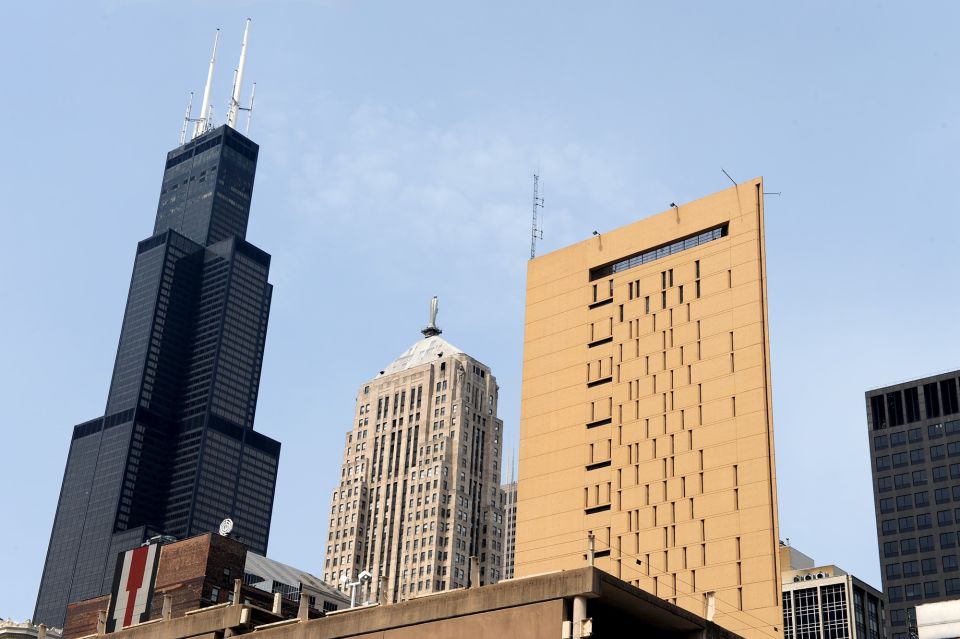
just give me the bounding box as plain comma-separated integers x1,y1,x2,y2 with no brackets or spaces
516,179,782,639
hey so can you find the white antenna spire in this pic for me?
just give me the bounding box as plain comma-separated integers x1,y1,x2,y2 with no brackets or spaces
193,29,220,139
178,92,194,145
226,19,251,129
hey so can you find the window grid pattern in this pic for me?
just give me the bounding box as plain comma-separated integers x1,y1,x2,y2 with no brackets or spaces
868,371,960,639
35,125,277,629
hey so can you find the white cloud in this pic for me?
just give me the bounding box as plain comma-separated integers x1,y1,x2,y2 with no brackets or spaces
260,98,665,285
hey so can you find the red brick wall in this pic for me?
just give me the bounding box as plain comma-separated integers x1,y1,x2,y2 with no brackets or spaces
63,534,249,639
63,595,109,639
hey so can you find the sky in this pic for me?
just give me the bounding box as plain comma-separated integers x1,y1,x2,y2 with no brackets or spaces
2,0,960,621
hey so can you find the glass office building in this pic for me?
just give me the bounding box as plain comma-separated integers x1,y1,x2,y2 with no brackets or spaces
34,126,281,628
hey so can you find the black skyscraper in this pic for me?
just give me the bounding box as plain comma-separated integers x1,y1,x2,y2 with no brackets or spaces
867,371,960,639
34,124,281,627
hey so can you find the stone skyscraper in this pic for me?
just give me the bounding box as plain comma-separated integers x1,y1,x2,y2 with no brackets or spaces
323,301,506,602
35,33,280,626
501,479,517,580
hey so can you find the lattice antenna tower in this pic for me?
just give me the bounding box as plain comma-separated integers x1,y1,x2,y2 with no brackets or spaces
530,173,544,259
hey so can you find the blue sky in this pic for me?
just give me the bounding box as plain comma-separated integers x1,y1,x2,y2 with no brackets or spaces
3,0,960,620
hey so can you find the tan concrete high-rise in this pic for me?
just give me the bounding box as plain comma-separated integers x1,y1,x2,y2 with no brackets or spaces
323,301,506,603
516,179,781,639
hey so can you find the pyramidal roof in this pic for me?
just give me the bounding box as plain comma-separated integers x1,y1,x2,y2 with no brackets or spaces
382,334,464,376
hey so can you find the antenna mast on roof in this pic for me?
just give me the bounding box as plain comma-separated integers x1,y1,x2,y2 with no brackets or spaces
243,82,256,134
178,92,194,145
193,29,220,139
530,173,544,259
226,19,251,129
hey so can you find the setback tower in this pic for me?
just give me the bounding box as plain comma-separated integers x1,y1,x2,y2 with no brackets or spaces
35,25,280,628
323,300,506,602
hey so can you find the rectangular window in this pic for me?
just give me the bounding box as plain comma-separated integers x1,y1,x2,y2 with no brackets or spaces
932,445,946,460
903,560,920,577
886,564,902,579
900,538,918,554
891,609,907,626
897,495,913,510
941,532,957,549
905,387,921,422
936,488,951,504
919,535,934,552
910,449,925,464
926,383,941,418
884,541,900,557
913,470,928,485
588,226,727,280
888,392,906,427
930,423,945,439
891,431,907,446
917,512,932,529
881,498,895,513
893,452,909,468
894,473,910,489
904,583,922,601
934,466,948,482
872,395,888,430
925,581,940,597
899,516,915,532
876,456,891,470
888,586,903,602
922,558,938,575
947,578,960,595
916,491,930,507
939,510,954,526
944,555,959,572
942,379,959,414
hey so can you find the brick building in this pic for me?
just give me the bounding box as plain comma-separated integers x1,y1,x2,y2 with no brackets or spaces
63,534,346,639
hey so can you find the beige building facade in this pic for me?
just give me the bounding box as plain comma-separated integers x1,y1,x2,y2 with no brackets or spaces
516,179,782,639
323,305,506,602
